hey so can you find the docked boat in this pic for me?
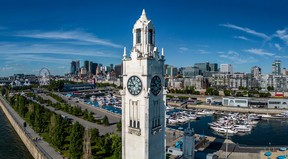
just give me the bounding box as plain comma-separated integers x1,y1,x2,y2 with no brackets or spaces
197,110,215,115
211,127,238,134
248,114,262,121
234,125,252,132
90,95,97,102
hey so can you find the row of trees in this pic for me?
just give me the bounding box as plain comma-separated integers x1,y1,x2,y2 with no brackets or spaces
7,94,121,159
30,93,109,124
223,89,271,97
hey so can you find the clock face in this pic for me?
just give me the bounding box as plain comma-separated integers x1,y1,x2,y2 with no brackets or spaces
150,76,162,96
127,76,142,95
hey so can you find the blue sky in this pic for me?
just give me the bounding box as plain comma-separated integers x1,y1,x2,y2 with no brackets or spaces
0,0,288,76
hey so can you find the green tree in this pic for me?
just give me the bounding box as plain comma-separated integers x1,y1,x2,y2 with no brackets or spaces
267,86,274,91
224,90,230,96
69,122,84,159
1,87,6,96
88,112,95,122
102,115,109,126
49,114,65,150
110,134,121,158
83,109,89,120
117,120,122,131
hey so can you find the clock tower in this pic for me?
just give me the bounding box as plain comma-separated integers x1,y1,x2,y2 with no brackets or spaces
121,9,166,159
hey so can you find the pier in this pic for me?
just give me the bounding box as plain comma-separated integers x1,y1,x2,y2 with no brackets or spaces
168,102,286,114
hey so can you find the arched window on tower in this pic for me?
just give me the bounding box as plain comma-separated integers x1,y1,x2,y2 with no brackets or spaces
148,29,153,44
136,29,141,44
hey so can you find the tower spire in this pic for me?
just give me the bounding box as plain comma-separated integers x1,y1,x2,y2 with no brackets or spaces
140,9,148,21
123,47,127,59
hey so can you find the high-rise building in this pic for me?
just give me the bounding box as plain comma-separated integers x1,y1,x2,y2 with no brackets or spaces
209,63,218,72
75,60,80,74
251,66,261,79
70,61,77,75
272,60,281,75
91,63,98,75
194,62,210,75
165,65,177,77
282,68,287,76
122,9,165,159
84,60,89,73
183,66,200,77
220,64,233,74
115,64,122,78
110,64,114,71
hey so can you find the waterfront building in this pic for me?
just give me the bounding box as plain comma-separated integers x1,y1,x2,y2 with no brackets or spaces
211,73,231,89
168,78,183,89
220,64,233,74
268,98,288,109
222,97,249,107
183,76,207,90
121,9,166,159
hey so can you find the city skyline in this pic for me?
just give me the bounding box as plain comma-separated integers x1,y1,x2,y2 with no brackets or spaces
1,0,288,76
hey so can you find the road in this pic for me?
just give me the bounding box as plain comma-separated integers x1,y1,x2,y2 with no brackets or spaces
0,96,63,159
35,94,118,135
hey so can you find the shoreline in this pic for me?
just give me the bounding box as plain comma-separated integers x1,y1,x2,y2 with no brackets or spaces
0,96,62,159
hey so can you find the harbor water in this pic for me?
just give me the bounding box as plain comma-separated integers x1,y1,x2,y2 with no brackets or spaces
168,114,288,146
0,108,33,159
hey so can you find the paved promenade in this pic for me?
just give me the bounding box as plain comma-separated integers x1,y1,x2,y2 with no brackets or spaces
0,96,63,159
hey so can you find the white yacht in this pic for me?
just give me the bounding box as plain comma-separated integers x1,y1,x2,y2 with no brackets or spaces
212,127,238,134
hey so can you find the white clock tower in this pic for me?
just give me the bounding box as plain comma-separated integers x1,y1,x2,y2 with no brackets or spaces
121,9,166,159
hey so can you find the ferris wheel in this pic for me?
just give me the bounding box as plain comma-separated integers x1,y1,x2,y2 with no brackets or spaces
39,68,51,86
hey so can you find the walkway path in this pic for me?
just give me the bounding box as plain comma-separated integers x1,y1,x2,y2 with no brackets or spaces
0,96,63,159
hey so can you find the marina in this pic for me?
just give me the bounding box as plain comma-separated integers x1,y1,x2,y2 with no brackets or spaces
167,110,288,146
66,91,288,146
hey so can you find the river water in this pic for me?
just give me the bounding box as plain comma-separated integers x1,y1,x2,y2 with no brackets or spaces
0,109,33,159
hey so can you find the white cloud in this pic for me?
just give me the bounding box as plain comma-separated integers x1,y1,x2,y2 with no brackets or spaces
0,42,119,58
221,24,269,40
233,36,253,42
197,49,210,54
244,48,275,56
15,30,123,48
219,50,257,64
179,47,189,53
274,43,282,51
2,54,71,64
275,29,288,45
